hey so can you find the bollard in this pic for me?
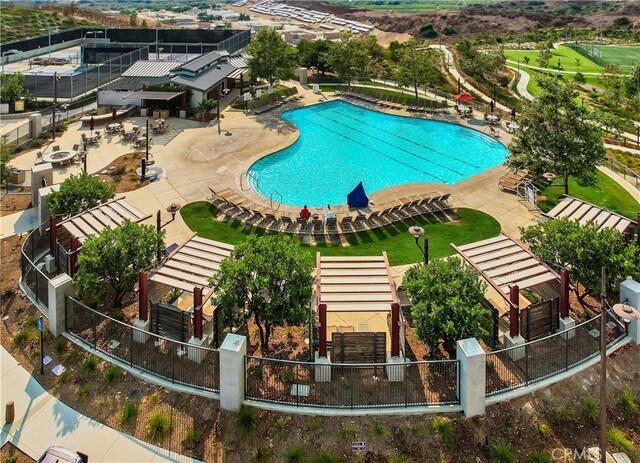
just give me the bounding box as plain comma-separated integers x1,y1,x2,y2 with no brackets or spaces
5,400,15,424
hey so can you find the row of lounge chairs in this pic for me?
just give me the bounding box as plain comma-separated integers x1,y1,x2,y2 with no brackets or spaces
340,89,446,114
206,187,453,235
250,87,301,114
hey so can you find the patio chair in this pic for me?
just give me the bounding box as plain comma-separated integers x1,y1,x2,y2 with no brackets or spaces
325,217,338,234
432,193,452,212
263,213,278,230
366,211,384,227
312,218,324,234
281,215,296,233
353,214,368,231
52,145,60,151
297,216,309,234
340,215,354,233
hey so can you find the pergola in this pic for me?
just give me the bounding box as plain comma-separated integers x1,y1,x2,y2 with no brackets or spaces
50,197,151,276
316,253,401,360
452,233,568,339
123,84,188,110
544,195,635,235
140,233,234,342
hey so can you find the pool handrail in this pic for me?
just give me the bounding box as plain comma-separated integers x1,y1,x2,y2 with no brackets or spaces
240,171,259,192
270,190,283,211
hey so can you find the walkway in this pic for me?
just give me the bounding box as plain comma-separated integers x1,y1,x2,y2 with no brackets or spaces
507,66,533,100
0,347,200,463
0,207,39,240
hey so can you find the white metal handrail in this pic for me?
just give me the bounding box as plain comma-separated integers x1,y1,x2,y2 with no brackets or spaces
270,190,283,210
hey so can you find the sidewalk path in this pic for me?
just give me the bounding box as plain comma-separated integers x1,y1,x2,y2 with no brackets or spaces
0,207,39,240
0,347,201,463
507,66,534,100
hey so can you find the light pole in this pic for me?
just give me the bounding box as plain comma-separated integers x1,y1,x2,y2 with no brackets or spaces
81,31,104,66
409,225,428,265
52,72,60,141
40,28,55,58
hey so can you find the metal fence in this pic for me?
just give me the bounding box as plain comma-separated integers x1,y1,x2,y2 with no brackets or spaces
65,296,220,393
245,356,459,409
485,313,627,396
20,224,51,316
3,120,32,147
604,156,640,192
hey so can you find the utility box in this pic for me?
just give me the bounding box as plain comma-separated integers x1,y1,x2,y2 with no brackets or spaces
10,169,25,184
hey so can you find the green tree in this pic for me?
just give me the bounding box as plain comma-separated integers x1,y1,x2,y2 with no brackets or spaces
506,75,605,195
325,32,369,89
129,12,138,26
210,235,314,350
48,171,116,217
599,63,625,109
296,39,332,74
521,218,638,302
74,221,165,307
536,47,551,68
403,258,490,356
0,137,13,190
395,40,441,103
419,23,438,39
247,28,296,87
197,98,217,121
0,73,25,108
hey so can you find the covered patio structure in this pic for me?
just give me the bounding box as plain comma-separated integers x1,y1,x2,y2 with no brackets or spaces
452,234,572,350
138,233,234,359
123,85,187,112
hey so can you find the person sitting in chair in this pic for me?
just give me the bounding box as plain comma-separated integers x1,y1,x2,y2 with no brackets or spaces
324,205,336,223
299,205,310,220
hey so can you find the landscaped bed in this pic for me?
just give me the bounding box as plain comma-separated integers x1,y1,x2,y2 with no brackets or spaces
180,202,502,266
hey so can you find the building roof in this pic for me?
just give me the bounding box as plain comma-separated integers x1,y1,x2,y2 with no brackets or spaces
58,197,150,243
226,53,249,69
122,60,182,78
123,90,184,100
544,195,634,233
149,234,234,300
171,62,237,92
317,254,396,313
172,50,226,73
452,233,560,299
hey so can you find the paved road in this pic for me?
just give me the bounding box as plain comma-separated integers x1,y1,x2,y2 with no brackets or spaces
0,347,200,463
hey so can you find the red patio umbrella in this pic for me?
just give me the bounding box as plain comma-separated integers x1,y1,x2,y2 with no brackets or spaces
454,93,475,102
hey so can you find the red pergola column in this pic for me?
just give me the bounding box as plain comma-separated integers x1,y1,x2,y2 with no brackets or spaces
560,269,570,319
138,271,149,321
69,236,79,277
509,284,520,338
318,303,327,358
240,72,244,92
193,286,203,340
391,302,400,357
181,85,187,111
142,84,148,109
49,216,57,256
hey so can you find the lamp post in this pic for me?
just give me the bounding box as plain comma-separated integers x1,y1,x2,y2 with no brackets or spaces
52,72,60,141
166,202,181,221
81,31,104,66
409,225,428,265
40,28,56,58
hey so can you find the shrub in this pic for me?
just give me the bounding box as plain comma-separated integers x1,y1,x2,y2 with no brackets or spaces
146,411,172,441
442,25,456,35
389,453,411,463
617,389,638,414
339,421,358,439
119,402,139,426
181,428,202,447
53,337,67,355
310,450,340,463
431,416,455,445
526,451,552,463
557,405,577,423
284,444,305,463
251,444,271,463
408,424,425,438
54,370,71,385
536,421,552,436
63,350,80,366
491,440,516,463
103,365,123,385
607,427,636,454
307,417,320,433
11,330,30,346
5,456,18,463
369,420,390,439
80,356,99,375
25,314,39,328
273,415,292,438
77,383,93,397
582,397,599,425
282,368,295,382
236,405,259,437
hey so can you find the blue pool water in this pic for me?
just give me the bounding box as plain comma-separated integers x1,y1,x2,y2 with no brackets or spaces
247,100,508,207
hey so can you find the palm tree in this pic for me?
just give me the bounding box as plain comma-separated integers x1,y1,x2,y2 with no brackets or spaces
197,99,217,122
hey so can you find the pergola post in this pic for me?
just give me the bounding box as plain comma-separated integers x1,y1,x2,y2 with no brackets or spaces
69,236,79,277
240,72,244,93
506,284,526,360
49,215,57,256
558,269,576,339
181,85,187,111
156,210,162,262
133,271,151,343
193,286,203,340
390,302,400,357
142,84,147,109
318,303,327,357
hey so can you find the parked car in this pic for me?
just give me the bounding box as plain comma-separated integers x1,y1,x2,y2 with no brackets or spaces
2,49,21,56
37,446,88,463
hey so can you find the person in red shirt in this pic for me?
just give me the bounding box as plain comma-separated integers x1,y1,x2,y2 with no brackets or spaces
299,205,310,219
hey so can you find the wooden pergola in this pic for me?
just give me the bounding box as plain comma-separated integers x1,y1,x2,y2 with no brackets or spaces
452,233,568,339
544,195,635,235
140,233,234,341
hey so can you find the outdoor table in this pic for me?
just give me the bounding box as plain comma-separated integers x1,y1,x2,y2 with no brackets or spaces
85,134,100,144
506,122,519,132
106,122,122,132
41,150,77,166
486,115,499,124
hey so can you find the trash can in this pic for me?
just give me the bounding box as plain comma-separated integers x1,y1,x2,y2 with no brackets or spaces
160,110,169,119
10,169,25,184
153,110,160,119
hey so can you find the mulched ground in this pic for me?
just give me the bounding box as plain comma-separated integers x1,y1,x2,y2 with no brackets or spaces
0,193,31,217
92,152,151,194
0,443,35,463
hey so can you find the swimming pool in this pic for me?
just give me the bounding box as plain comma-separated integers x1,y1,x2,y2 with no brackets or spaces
247,100,508,207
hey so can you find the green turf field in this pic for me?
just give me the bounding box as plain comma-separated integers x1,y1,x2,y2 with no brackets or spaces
504,46,605,73
569,43,640,71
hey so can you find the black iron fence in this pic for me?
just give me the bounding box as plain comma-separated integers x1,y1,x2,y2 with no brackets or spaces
65,296,220,393
245,356,459,409
20,224,51,316
486,313,627,396
604,156,640,192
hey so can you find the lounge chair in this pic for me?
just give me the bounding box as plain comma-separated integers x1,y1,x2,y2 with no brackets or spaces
366,211,384,227
326,217,338,234
312,218,324,234
281,215,296,233
432,194,452,212
340,215,354,233
297,216,309,233
353,214,368,231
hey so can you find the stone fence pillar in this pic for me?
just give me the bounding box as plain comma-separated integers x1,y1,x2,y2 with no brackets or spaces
47,274,74,337
456,337,486,417
219,333,247,411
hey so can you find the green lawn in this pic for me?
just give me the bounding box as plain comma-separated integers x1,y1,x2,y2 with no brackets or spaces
578,44,640,71
180,202,502,266
537,171,640,219
525,69,600,97
505,46,605,74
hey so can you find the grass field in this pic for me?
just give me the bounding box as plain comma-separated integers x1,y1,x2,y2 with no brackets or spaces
505,46,605,74
525,70,601,96
0,6,100,43
572,43,640,71
322,0,498,12
180,203,501,266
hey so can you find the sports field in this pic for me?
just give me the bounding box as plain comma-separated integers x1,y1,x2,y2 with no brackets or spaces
571,43,640,71
505,46,604,73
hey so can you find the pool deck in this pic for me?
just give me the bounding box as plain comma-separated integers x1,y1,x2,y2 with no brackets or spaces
7,82,536,247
